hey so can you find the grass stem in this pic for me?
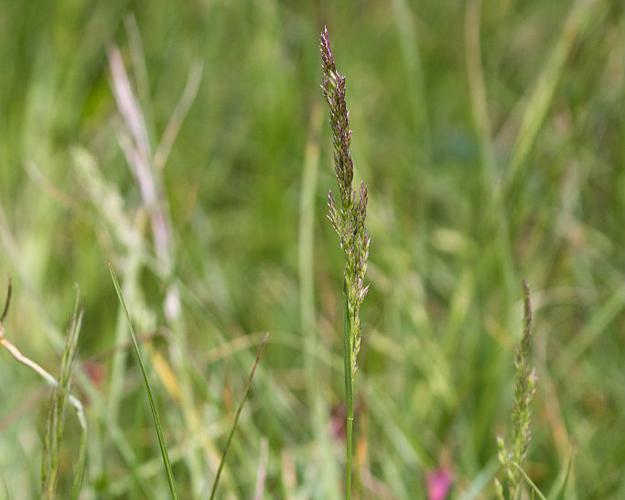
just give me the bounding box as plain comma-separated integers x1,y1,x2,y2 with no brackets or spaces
343,280,354,499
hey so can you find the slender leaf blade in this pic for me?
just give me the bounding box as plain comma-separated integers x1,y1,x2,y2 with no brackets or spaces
109,264,178,500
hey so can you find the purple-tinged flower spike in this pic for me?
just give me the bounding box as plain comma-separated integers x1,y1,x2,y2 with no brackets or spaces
320,26,355,209
320,27,370,377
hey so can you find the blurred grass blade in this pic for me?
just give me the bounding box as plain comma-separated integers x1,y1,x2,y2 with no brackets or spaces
391,0,431,159
298,102,340,497
1,276,11,322
504,0,598,192
548,451,576,500
555,285,625,377
154,60,204,171
209,333,269,500
512,462,547,500
42,290,84,499
70,432,88,500
458,460,498,500
464,0,495,177
1,475,9,500
109,264,178,500
252,437,269,500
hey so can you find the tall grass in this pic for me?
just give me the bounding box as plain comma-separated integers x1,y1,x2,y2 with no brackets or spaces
320,27,371,500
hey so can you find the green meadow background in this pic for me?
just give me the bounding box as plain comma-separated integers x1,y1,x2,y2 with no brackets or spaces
1,0,624,498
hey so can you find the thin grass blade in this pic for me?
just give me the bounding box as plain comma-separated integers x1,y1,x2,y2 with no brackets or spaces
547,451,576,500
109,264,178,500
209,333,269,500
512,462,547,500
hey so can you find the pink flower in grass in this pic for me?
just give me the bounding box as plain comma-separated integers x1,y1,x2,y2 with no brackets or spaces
426,468,453,500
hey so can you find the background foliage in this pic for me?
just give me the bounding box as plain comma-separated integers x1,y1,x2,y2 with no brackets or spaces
1,0,624,498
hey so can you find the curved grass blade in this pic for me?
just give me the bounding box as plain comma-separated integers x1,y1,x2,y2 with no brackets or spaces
547,451,575,500
109,264,178,500
1,276,12,323
209,333,269,500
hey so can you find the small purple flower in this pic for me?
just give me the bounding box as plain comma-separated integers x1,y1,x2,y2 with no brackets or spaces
426,468,453,500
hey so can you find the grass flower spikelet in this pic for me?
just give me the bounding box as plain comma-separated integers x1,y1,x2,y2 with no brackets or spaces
496,281,538,498
320,26,370,377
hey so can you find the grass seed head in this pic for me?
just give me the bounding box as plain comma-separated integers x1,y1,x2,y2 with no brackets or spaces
320,26,370,376
495,281,538,497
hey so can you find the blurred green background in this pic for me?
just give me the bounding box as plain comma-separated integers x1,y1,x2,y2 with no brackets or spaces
1,0,624,498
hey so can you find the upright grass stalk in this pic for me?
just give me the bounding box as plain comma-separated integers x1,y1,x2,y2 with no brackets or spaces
495,281,539,500
320,27,371,500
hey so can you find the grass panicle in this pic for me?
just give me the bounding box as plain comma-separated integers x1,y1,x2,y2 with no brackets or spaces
496,281,539,499
109,264,178,500
320,26,370,500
